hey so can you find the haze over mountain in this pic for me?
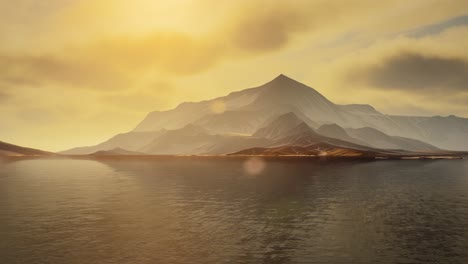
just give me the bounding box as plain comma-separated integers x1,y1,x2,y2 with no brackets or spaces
90,148,144,156
62,74,468,155
253,112,305,140
317,124,439,152
345,127,439,152
62,131,166,155
317,124,368,146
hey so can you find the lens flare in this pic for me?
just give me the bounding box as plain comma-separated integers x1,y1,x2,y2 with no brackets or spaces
318,151,328,157
210,100,226,114
243,157,266,175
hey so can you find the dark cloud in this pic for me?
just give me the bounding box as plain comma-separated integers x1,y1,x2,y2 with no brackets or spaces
229,4,311,52
352,52,468,91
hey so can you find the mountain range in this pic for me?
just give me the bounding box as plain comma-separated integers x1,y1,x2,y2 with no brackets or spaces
58,74,468,157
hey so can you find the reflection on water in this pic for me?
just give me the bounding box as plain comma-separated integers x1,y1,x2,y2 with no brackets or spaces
1,158,468,263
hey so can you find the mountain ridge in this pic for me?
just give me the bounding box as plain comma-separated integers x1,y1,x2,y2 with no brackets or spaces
62,74,468,154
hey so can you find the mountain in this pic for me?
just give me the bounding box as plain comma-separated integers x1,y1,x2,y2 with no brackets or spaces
0,141,53,156
139,124,214,155
134,83,265,132
134,74,334,135
345,127,439,152
64,74,468,154
243,74,342,124
131,74,468,150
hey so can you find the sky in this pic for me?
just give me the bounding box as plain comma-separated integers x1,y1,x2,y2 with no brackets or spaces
1,0,468,151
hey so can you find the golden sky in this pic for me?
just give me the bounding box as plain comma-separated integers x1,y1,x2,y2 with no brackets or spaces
1,0,468,151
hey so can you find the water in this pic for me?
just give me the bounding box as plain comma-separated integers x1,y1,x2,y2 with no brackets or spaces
1,157,468,264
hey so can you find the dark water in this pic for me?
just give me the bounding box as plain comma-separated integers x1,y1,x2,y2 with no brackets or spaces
1,157,468,264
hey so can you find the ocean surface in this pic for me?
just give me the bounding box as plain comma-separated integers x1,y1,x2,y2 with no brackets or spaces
1,157,468,264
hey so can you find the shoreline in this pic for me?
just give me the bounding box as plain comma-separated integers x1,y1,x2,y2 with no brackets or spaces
1,153,465,162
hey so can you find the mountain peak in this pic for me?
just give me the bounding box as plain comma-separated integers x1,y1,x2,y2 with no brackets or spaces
269,74,300,86
257,74,332,103
275,73,289,79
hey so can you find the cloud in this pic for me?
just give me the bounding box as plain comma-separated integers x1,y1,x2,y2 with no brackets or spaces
46,2,323,76
226,2,312,52
0,1,320,91
323,26,468,96
101,81,176,112
0,90,10,102
3,1,466,92
403,15,468,38
0,53,128,90
351,52,468,91
16,107,61,124
80,32,223,76
311,25,468,117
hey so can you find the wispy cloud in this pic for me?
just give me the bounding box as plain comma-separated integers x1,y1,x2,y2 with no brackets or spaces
403,14,468,38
